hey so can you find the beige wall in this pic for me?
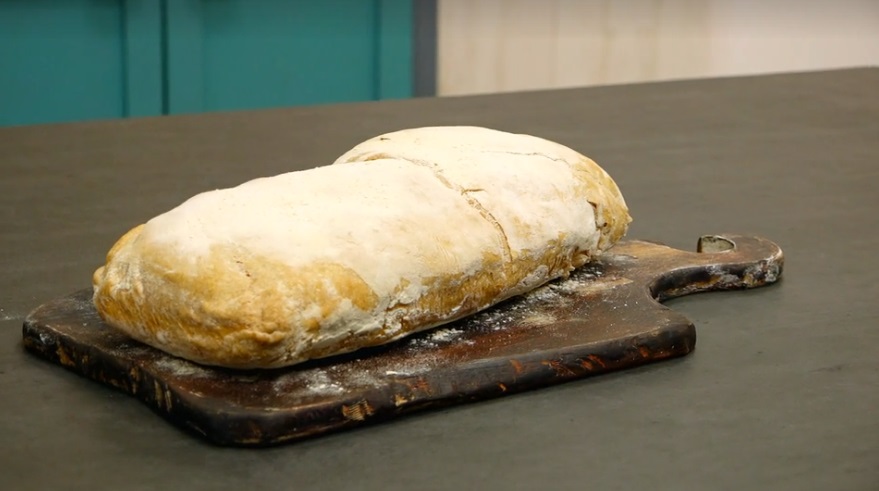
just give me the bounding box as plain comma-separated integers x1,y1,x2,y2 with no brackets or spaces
437,0,879,96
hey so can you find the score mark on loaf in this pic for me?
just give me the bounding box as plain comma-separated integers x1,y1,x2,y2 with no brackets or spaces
92,126,632,369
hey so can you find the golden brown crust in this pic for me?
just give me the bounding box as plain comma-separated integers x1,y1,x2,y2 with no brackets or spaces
95,234,387,367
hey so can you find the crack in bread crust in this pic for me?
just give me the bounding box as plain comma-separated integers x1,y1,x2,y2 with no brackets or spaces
357,152,514,264
474,147,630,250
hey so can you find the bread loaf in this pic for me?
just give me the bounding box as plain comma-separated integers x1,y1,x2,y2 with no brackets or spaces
92,126,631,369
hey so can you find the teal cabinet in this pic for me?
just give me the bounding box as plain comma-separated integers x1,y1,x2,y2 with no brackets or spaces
0,0,414,127
165,0,413,115
0,0,162,126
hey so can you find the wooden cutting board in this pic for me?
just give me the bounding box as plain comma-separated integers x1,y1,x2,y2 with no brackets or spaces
22,234,783,447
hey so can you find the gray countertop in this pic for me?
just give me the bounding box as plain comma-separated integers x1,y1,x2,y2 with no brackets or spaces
1,68,877,491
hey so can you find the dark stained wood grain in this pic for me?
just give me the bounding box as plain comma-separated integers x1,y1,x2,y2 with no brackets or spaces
21,234,783,447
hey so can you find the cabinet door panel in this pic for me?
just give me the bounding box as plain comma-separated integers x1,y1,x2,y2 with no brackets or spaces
165,0,413,115
0,0,162,127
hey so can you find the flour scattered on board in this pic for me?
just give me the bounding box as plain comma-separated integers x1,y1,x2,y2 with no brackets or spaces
154,357,214,378
448,265,610,333
519,311,558,327
429,327,464,342
281,352,440,397
409,326,475,349
302,370,345,395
